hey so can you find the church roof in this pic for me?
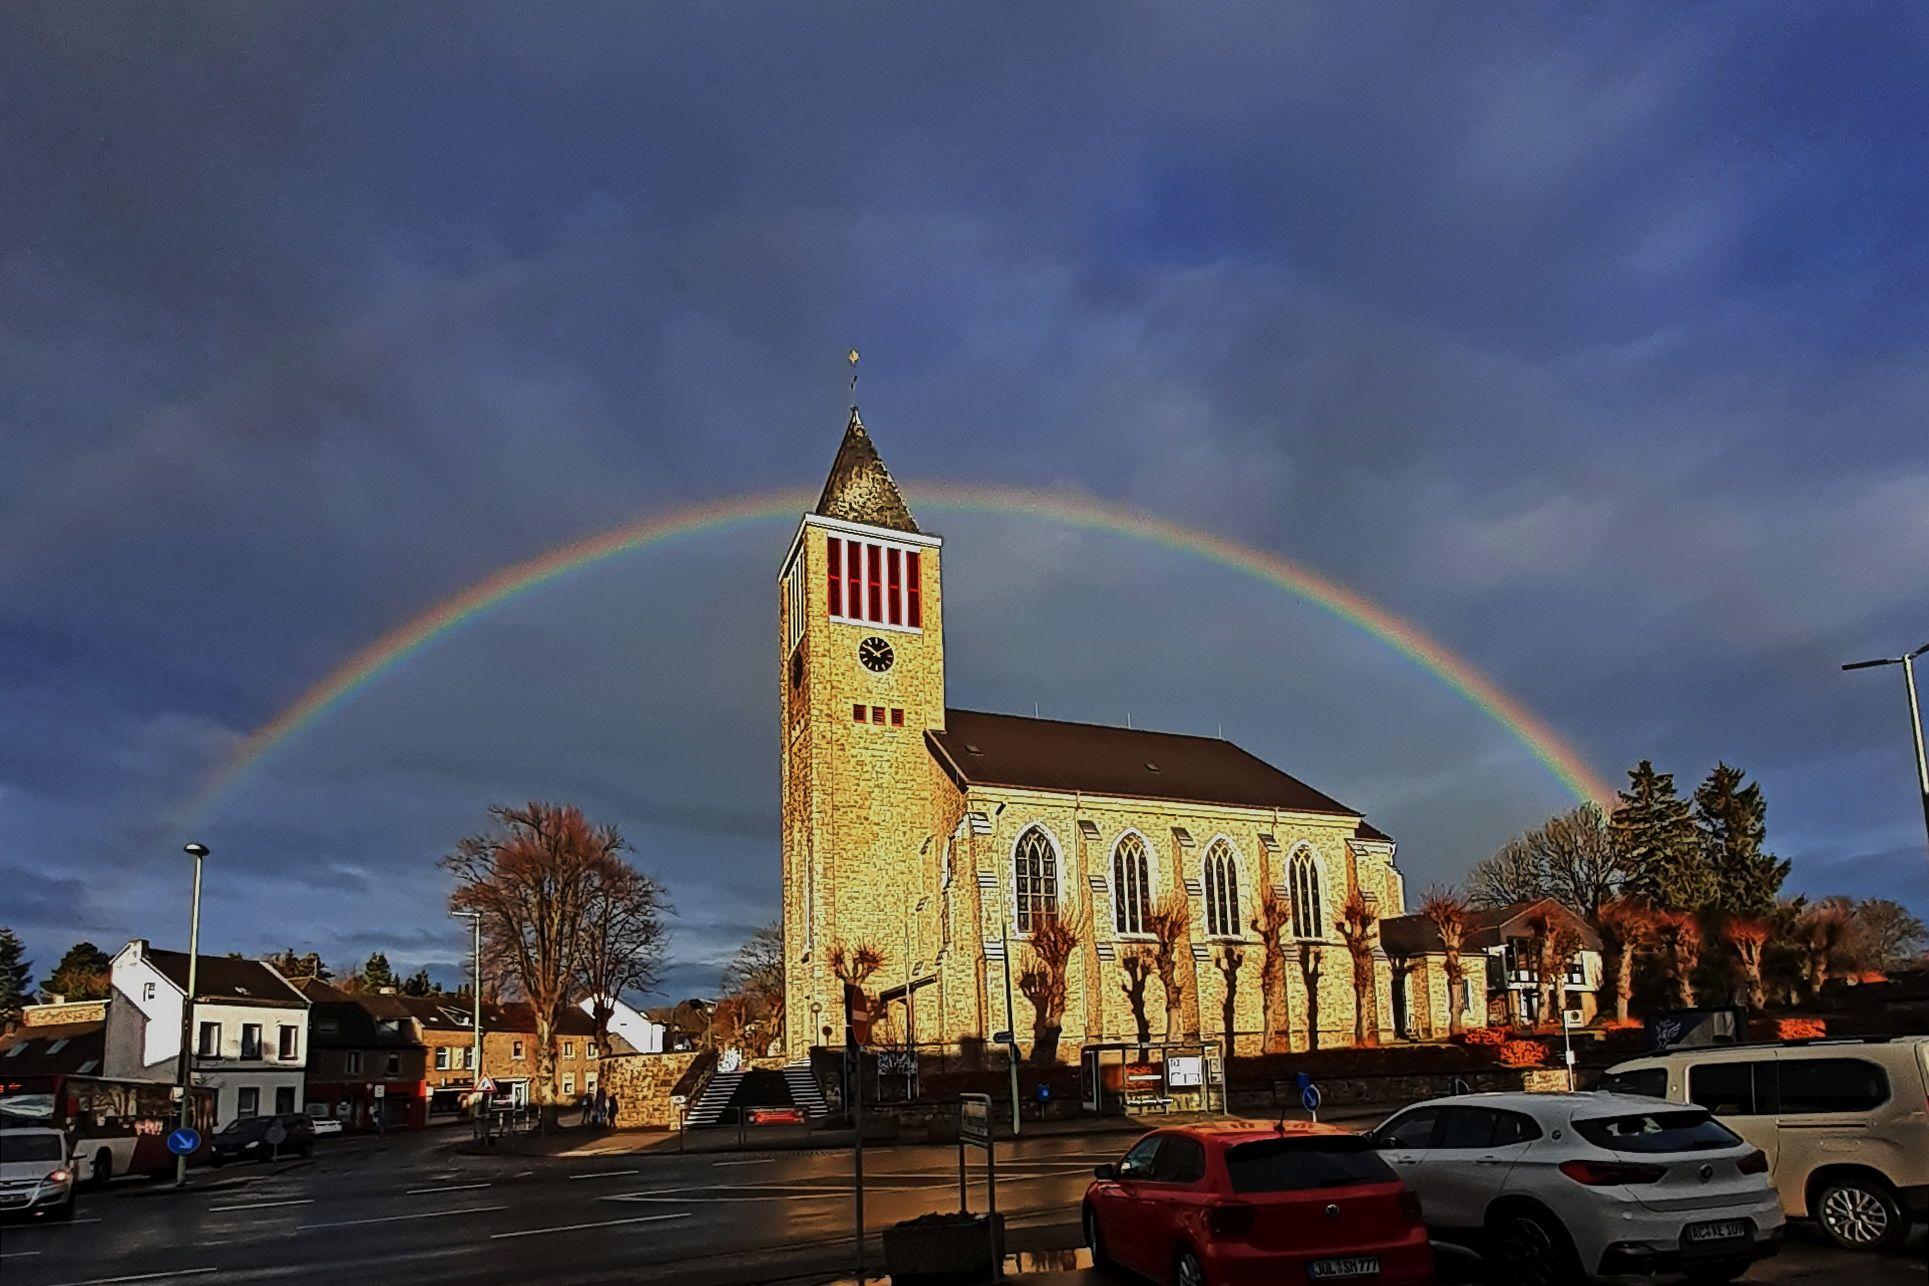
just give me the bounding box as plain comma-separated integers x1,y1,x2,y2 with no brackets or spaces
815,409,920,534
927,708,1361,818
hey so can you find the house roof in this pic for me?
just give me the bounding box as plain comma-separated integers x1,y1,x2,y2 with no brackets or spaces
0,1021,106,1076
1378,898,1602,957
294,978,423,1048
814,409,919,534
1353,819,1394,844
145,948,308,1009
927,708,1361,818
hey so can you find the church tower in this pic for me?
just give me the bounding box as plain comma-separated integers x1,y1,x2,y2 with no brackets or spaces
779,410,945,1057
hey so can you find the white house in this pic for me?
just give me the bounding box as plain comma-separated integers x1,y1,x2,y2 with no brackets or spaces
103,940,311,1127
579,995,665,1055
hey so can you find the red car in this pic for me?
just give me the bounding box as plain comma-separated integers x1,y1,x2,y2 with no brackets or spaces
1083,1121,1434,1286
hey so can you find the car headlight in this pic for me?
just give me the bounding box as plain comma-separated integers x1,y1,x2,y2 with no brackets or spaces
47,1169,71,1185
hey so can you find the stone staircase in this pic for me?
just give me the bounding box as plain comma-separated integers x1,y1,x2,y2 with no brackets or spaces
784,1061,830,1119
684,1068,745,1126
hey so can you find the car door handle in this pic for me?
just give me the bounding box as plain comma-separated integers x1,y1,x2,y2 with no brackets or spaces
1475,1158,1507,1166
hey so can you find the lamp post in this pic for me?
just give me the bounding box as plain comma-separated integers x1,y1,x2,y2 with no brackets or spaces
999,916,1020,1137
451,912,484,1129
1842,642,1929,865
174,842,208,1188
903,895,927,1101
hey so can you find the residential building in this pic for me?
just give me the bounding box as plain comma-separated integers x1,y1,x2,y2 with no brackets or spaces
295,978,430,1130
102,940,309,1126
580,994,666,1055
1378,898,1604,1036
406,996,619,1108
0,999,108,1078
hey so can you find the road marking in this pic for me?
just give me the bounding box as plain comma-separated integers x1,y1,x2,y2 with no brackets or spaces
712,1157,778,1167
299,1204,508,1231
611,1192,846,1204
47,1272,218,1286
564,1167,640,1181
207,1198,314,1213
491,1211,691,1240
1,1250,43,1259
405,1181,491,1194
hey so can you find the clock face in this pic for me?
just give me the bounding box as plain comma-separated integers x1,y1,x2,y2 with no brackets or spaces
858,636,895,673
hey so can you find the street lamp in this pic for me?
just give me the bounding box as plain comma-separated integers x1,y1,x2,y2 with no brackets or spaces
174,842,208,1188
1842,642,1929,866
451,911,484,1125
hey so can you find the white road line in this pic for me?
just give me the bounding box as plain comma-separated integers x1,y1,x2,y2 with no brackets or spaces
711,1157,778,1166
298,1204,508,1231
610,1193,846,1205
1,1250,43,1259
564,1168,640,1181
207,1198,314,1213
491,1211,691,1240
45,1270,218,1286
404,1181,491,1195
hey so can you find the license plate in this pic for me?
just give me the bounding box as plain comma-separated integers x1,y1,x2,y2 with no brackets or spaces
1684,1219,1750,1244
1309,1257,1379,1279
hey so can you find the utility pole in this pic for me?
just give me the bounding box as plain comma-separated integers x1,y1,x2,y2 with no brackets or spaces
174,843,208,1187
452,911,484,1136
1842,643,1929,865
999,918,1020,1136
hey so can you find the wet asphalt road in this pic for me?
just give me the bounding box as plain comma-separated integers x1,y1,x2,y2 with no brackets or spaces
1,1128,1922,1285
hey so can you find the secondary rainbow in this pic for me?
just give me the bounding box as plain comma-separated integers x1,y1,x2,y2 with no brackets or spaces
186,482,1616,818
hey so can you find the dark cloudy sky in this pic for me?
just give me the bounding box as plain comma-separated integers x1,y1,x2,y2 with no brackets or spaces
3,4,1925,1002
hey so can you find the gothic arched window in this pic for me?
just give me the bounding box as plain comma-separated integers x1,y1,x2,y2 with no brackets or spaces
1112,833,1150,936
1202,838,1241,938
1013,826,1059,934
1289,847,1323,939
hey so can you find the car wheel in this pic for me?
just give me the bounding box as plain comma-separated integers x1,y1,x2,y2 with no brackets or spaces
1488,1206,1579,1286
91,1148,113,1188
211,1153,225,1169
1814,1174,1907,1252
1083,1205,1113,1272
1173,1246,1206,1286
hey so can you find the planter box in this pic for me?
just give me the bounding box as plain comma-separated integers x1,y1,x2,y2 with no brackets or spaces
883,1212,1003,1284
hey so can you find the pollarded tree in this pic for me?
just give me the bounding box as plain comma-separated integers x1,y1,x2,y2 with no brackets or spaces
1212,944,1244,1059
1420,890,1471,1037
1595,897,1654,1024
1521,908,1561,1026
1723,917,1770,1010
1248,886,1292,1053
1334,889,1380,1048
829,941,886,1043
1145,894,1193,1044
1650,909,1702,1009
1794,901,1850,997
1297,941,1325,1050
1017,907,1080,1065
1119,949,1154,1049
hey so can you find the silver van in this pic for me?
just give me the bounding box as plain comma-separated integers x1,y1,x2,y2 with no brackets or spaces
1599,1035,1929,1252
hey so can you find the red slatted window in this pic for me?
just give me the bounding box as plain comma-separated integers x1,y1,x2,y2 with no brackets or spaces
886,548,902,625
826,538,843,617
866,543,883,621
853,704,866,722
906,552,921,628
845,541,863,619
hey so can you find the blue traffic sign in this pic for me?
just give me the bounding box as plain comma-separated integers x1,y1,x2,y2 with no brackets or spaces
1301,1084,1322,1112
166,1127,200,1156
1294,1070,1312,1091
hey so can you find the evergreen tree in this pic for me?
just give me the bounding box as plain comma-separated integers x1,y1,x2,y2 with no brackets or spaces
1610,761,1712,910
40,942,112,1002
0,928,32,1024
262,948,330,980
359,951,397,991
1693,763,1788,917
400,968,436,996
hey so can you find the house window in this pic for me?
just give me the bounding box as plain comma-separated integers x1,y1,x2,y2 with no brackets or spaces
241,1024,262,1060
346,1051,363,1075
197,1021,221,1058
1202,839,1241,938
143,982,156,1002
562,1073,576,1096
278,1025,298,1060
464,1046,475,1069
1013,826,1059,934
1112,833,1150,936
435,1047,449,1071
1289,849,1323,940
275,1086,295,1114
386,1052,401,1076
512,1039,525,1060
563,1040,576,1060
586,1073,598,1092
236,1086,260,1118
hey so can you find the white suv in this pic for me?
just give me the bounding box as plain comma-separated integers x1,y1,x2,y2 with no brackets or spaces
1600,1035,1929,1252
1369,1092,1782,1285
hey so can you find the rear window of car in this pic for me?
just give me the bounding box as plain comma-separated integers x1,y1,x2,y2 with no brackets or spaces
1226,1136,1396,1193
0,1133,64,1162
1595,1067,1667,1099
1574,1109,1741,1154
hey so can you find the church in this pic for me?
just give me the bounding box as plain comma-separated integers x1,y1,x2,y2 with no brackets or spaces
779,411,1426,1061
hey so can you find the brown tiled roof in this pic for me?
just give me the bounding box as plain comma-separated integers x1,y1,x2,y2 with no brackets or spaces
1354,819,1394,844
146,948,307,1009
927,709,1360,817
1378,898,1601,957
814,410,919,533
0,1021,106,1075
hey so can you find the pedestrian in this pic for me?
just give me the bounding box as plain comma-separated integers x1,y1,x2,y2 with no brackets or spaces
594,1086,608,1127
605,1092,619,1129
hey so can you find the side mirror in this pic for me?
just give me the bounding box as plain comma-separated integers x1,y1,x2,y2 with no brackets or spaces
1093,1163,1118,1180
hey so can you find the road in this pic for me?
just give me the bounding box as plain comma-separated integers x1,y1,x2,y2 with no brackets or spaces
0,1128,1922,1285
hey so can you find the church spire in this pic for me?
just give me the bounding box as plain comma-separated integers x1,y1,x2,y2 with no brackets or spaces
814,406,920,534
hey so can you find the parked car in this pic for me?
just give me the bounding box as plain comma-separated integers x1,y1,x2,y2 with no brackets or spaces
1598,1034,1929,1252
1368,1092,1782,1285
0,1127,77,1220
308,1116,343,1137
208,1112,316,1166
1083,1121,1433,1286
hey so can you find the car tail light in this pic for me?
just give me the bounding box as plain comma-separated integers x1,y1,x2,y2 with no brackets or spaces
1398,1189,1423,1223
1559,1159,1666,1186
47,1169,70,1184
1206,1202,1257,1238
1737,1149,1769,1175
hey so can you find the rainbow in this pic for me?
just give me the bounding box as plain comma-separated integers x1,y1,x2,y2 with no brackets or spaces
186,482,1616,818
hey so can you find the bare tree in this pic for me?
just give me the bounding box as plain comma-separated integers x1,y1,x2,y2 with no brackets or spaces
1420,890,1471,1037
1212,944,1244,1057
576,855,671,1057
1723,917,1769,1010
1119,949,1154,1049
1650,909,1701,1009
1334,889,1380,1048
1795,902,1850,997
1297,941,1324,1050
1595,897,1654,1024
1248,885,1292,1053
1146,894,1192,1043
1016,907,1080,1064
720,921,786,1056
444,802,621,1128
1841,898,1928,972
1468,805,1624,917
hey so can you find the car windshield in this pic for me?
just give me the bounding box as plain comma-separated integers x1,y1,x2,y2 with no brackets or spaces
1574,1109,1740,1154
0,1134,66,1163
221,1117,269,1137
1225,1135,1396,1192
